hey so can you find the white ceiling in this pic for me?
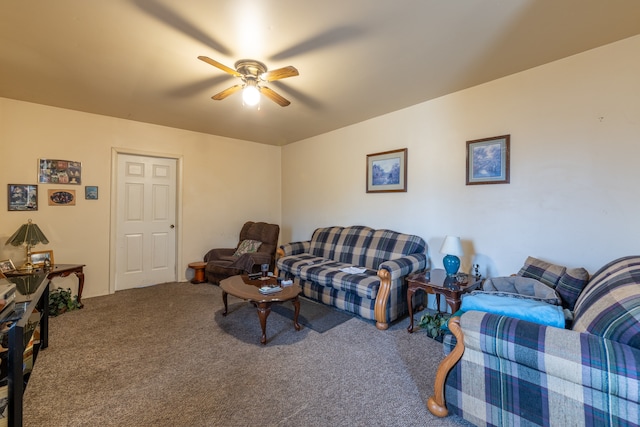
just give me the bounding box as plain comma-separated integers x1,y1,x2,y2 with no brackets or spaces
1,1,639,146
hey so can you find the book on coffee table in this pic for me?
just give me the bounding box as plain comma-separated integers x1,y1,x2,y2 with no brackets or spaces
259,285,282,295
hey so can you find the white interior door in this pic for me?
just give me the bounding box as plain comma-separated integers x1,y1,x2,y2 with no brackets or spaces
116,154,177,290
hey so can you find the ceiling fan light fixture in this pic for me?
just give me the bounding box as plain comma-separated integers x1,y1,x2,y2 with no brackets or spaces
242,80,260,106
199,56,295,107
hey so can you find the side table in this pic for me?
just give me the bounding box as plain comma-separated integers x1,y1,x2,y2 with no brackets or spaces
188,261,207,284
406,269,482,333
7,263,86,307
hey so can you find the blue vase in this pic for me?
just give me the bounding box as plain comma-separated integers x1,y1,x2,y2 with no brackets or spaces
443,255,460,277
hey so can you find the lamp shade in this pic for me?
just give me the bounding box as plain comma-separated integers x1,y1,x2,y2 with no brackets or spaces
6,219,49,247
6,219,49,271
439,236,463,256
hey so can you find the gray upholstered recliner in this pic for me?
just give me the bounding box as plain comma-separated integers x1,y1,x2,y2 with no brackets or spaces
203,221,279,285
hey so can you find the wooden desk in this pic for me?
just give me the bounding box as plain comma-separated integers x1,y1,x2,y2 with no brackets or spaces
406,269,482,333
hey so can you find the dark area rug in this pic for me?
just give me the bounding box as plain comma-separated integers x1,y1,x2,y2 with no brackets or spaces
270,296,354,333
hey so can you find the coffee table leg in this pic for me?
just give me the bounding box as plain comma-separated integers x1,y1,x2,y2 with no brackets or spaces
256,302,272,345
292,297,301,331
222,291,228,316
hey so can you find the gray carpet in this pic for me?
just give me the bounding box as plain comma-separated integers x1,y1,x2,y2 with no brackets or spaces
23,282,473,427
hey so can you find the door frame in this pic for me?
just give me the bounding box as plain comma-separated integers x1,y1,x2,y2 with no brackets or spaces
109,147,184,295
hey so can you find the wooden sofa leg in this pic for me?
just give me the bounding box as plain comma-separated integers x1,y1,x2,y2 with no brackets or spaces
374,269,391,330
427,316,465,417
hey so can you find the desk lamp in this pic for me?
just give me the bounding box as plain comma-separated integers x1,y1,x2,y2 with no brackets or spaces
440,236,463,277
6,219,49,272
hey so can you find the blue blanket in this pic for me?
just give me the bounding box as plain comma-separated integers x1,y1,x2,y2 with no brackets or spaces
460,293,565,328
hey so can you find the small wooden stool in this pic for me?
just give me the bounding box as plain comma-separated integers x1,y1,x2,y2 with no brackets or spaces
188,261,207,284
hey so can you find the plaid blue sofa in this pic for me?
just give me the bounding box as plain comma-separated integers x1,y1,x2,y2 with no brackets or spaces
434,256,640,426
276,225,427,330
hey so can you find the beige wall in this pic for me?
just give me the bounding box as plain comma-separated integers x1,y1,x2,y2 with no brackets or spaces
282,35,640,277
0,100,281,298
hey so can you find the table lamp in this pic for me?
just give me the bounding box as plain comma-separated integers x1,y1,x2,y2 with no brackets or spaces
5,219,49,272
440,235,463,277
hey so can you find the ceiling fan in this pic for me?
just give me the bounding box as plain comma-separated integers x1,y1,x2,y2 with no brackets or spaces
198,56,299,107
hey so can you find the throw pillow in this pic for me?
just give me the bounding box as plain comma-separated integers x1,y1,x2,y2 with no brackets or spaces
481,276,562,305
556,267,589,310
517,256,566,288
233,239,262,257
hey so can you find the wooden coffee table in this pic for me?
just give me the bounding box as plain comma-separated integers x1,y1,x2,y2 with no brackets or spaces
219,274,302,345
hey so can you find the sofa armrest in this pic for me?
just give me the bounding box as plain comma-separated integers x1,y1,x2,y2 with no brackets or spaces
204,248,235,262
247,252,272,267
373,254,428,330
278,240,311,257
460,310,640,395
379,253,427,280
428,316,464,417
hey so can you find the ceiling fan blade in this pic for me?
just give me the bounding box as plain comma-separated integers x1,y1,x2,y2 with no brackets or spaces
262,66,299,82
260,86,291,107
198,56,242,77
212,85,242,100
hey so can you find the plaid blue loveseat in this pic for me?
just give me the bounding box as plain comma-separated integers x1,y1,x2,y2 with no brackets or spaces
439,256,640,426
276,225,427,329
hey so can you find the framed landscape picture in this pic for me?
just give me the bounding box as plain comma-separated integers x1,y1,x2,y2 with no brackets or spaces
8,184,38,211
366,148,407,193
85,186,98,200
466,135,510,185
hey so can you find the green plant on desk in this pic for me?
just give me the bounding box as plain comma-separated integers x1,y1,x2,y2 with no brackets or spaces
48,288,81,316
418,311,450,341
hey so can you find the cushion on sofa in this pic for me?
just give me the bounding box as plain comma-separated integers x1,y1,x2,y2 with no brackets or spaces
481,276,562,305
517,256,566,288
297,260,380,299
572,256,640,349
334,226,374,266
555,267,590,310
309,226,344,260
362,229,426,270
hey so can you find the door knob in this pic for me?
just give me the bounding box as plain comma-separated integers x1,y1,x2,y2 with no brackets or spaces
170,224,175,229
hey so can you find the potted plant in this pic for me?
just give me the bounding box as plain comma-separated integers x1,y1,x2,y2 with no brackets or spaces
48,287,81,316
417,311,450,342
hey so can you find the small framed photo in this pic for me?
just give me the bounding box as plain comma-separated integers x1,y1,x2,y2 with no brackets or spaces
48,189,76,206
0,259,16,273
30,250,54,267
85,186,98,200
466,135,510,185
366,148,407,193
8,184,38,211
